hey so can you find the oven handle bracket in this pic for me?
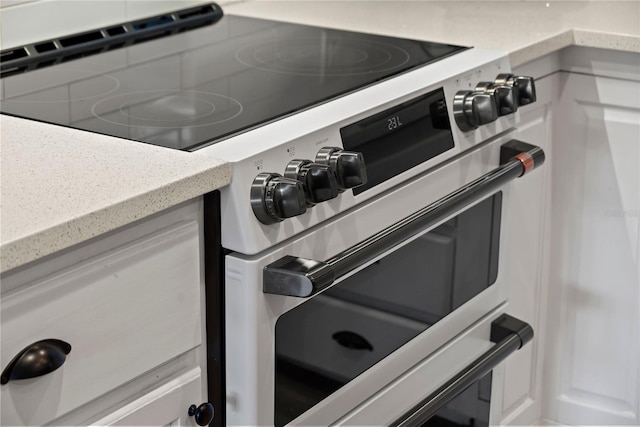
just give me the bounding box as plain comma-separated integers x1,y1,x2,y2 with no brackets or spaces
263,140,544,298
389,313,534,427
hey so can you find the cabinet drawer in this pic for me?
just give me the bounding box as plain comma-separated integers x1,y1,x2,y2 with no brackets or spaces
92,368,204,426
1,221,202,426
276,294,428,382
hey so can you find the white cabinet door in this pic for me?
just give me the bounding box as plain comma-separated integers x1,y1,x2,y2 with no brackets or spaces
92,368,208,427
1,220,202,426
493,73,555,425
1,199,206,426
544,71,640,425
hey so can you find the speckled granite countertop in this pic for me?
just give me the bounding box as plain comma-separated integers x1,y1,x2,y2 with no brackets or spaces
1,0,638,273
224,0,640,66
0,116,231,273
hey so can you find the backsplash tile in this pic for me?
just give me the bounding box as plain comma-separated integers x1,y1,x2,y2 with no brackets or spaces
0,0,237,49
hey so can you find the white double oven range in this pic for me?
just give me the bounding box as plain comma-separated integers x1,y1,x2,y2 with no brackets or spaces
1,3,544,426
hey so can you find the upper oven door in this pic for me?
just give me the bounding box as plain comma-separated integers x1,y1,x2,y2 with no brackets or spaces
223,133,544,427
273,190,503,427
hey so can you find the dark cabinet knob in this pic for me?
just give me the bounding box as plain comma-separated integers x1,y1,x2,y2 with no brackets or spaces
188,402,215,426
1,339,72,385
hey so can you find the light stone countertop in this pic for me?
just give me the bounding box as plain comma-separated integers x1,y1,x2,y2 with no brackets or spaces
224,0,640,66
0,115,231,273
1,0,638,273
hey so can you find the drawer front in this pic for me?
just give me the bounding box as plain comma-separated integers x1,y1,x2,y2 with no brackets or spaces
91,368,204,426
1,221,202,426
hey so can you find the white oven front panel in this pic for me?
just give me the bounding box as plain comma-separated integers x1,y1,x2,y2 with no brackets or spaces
223,132,520,426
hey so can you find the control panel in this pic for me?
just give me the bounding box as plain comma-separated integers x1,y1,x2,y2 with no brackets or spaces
249,74,537,225
453,74,536,132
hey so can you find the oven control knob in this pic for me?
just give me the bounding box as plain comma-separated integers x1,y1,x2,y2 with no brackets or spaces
475,81,519,116
453,90,498,132
494,74,537,106
250,172,307,225
284,159,339,206
315,147,367,192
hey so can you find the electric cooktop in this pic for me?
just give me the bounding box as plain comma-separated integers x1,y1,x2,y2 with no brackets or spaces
0,4,466,151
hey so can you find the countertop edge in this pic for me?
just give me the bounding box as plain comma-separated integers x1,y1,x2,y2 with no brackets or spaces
0,112,233,274
510,29,640,67
0,161,231,273
222,1,640,68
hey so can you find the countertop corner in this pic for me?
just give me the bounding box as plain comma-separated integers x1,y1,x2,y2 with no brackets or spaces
224,1,640,66
0,115,231,273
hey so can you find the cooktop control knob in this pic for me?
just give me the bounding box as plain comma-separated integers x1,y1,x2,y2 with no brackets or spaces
284,159,340,206
250,172,307,225
475,81,519,116
495,74,537,106
315,147,367,192
453,90,498,132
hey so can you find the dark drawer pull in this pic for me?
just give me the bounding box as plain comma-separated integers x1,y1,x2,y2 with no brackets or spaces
1,339,72,385
263,140,545,298
390,314,534,426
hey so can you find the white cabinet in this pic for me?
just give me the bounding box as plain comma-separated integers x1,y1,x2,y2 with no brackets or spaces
0,199,209,426
500,47,640,426
544,63,640,426
496,47,640,426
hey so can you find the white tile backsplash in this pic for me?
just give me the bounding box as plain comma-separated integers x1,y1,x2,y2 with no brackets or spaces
0,0,37,7
0,0,236,49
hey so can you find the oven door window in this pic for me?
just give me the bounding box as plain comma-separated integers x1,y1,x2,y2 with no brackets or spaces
274,193,502,426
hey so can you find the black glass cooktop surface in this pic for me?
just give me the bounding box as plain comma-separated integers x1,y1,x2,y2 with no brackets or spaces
0,14,466,151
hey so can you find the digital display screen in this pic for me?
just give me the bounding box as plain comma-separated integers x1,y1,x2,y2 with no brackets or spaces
340,88,455,195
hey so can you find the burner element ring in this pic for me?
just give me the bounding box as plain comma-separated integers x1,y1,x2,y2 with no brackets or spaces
91,90,243,129
235,37,410,76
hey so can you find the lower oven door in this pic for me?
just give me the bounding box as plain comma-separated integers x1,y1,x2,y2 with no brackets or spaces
224,134,544,427
334,308,533,427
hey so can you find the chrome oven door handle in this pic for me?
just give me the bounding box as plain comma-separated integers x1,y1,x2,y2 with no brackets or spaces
263,140,545,298
390,313,534,427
